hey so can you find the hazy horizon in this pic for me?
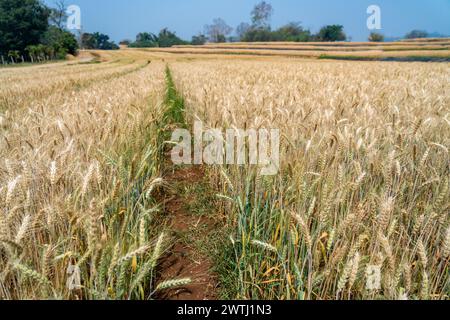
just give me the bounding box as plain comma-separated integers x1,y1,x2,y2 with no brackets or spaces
43,0,450,42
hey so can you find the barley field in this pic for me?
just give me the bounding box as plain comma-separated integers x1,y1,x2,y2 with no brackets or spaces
170,58,449,300
0,52,173,299
0,47,448,300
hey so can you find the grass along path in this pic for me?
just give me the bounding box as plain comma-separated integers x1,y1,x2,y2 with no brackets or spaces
156,66,221,300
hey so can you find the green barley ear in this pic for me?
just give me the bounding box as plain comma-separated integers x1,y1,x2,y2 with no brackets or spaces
337,257,353,294
156,278,191,291
327,228,335,252
108,243,120,278
98,247,110,291
150,232,165,269
14,262,51,287
251,240,278,253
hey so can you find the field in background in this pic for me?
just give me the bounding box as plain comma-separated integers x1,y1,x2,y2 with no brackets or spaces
0,44,448,300
138,38,450,61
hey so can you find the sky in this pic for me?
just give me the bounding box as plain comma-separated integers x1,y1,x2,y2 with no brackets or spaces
43,0,450,42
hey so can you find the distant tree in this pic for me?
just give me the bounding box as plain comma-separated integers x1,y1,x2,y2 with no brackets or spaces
129,30,186,48
241,28,273,42
81,33,95,49
251,1,273,30
136,32,158,43
236,22,251,40
41,25,78,57
0,0,50,56
82,32,118,50
128,32,158,47
158,28,186,47
204,18,233,43
317,25,346,41
368,32,384,42
191,34,207,45
119,39,131,46
49,0,68,29
273,22,311,42
405,30,428,39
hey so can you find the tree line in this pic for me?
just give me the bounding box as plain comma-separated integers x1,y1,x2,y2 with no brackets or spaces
124,1,437,47
0,0,80,63
1,0,440,63
0,0,121,64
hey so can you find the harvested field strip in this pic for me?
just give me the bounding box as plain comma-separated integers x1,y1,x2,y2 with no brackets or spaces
193,39,450,47
175,45,450,52
135,48,450,61
319,54,450,62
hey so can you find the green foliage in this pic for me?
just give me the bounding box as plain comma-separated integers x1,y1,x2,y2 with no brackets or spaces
405,30,428,39
191,34,207,45
164,66,186,126
119,39,132,46
240,22,311,42
129,29,187,48
158,28,187,47
0,0,79,62
317,25,347,42
41,26,78,56
369,32,384,42
272,22,311,42
129,32,159,48
236,3,344,43
241,28,273,42
25,44,52,60
0,0,49,56
82,32,119,50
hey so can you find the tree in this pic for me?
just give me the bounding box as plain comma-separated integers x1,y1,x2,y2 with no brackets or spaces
158,28,186,47
41,25,78,57
129,30,187,48
368,32,384,42
82,32,119,50
129,32,158,47
236,22,251,41
405,30,428,39
191,34,207,45
204,18,233,43
241,28,272,42
49,0,68,29
0,0,50,56
317,25,346,42
119,39,131,46
251,1,273,30
7,50,20,63
273,22,311,42
136,32,158,43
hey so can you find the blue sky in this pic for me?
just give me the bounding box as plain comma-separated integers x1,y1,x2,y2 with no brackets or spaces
44,0,450,42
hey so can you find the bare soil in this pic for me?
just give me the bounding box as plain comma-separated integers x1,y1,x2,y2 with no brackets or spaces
157,165,219,300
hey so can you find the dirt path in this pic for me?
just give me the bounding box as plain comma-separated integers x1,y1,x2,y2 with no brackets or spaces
157,165,219,300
